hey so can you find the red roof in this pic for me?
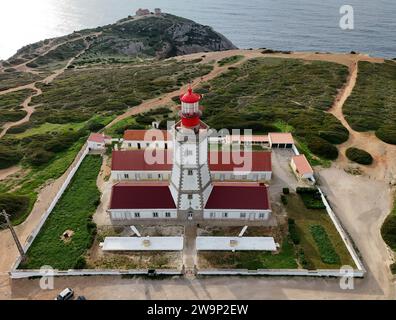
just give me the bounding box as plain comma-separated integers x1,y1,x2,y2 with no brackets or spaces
180,87,201,103
205,183,270,210
292,154,313,175
109,182,176,209
111,150,272,172
88,133,110,143
208,151,271,172
123,129,171,141
268,132,294,144
112,150,172,171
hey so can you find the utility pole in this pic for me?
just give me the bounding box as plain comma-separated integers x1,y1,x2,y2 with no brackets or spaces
1,210,26,260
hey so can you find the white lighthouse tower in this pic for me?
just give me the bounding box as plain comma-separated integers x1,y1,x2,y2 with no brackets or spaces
169,86,213,220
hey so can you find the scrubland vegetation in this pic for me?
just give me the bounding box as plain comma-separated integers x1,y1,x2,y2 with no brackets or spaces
344,61,396,145
201,58,349,160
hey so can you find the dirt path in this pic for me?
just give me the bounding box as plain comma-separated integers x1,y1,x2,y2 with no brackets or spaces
327,61,396,182
0,166,20,181
0,37,94,139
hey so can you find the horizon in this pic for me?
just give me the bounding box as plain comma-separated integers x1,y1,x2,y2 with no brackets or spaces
1,0,395,60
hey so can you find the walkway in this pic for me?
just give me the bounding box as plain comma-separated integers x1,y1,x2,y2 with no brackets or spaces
183,223,197,277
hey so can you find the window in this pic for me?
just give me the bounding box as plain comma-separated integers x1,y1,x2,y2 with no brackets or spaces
124,173,129,179
188,194,193,200
240,212,246,218
153,212,159,218
165,212,171,218
210,212,215,218
184,149,193,156
222,212,228,218
148,173,152,179
188,170,193,176
128,143,132,147
146,143,150,147
259,213,265,219
134,212,140,218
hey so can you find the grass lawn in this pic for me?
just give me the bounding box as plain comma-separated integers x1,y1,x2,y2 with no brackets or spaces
286,193,355,269
198,237,297,270
19,155,102,269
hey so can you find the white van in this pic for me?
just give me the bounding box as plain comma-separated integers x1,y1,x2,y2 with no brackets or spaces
55,288,74,300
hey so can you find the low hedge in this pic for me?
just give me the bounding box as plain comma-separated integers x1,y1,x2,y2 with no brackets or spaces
345,147,373,165
309,225,340,265
288,218,300,245
296,187,325,209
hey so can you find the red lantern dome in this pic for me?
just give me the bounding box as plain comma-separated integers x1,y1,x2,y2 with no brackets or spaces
179,86,202,129
180,87,201,103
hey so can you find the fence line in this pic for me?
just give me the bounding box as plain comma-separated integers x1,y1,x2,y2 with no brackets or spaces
198,268,364,278
10,269,182,279
11,143,90,271
317,187,365,271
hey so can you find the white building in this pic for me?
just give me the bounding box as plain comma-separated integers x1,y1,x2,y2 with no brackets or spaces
122,129,172,150
268,132,294,148
108,87,272,223
290,154,314,180
87,133,111,151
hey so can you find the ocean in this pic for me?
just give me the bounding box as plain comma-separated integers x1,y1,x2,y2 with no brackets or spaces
0,0,395,60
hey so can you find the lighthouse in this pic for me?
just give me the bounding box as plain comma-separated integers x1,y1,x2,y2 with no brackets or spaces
169,86,213,220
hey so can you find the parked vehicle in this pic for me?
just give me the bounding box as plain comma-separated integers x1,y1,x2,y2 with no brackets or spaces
76,296,86,300
55,288,74,300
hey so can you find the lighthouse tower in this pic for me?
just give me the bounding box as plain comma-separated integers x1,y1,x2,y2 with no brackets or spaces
169,86,213,220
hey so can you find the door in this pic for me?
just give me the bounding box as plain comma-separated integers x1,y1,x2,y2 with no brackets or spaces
188,211,193,220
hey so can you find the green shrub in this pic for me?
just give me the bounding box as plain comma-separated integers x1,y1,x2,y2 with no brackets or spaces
345,147,373,165
306,135,338,160
281,194,288,205
288,218,300,245
0,144,23,169
74,256,87,269
297,248,314,270
381,198,396,251
0,193,30,224
390,262,396,275
296,187,325,209
282,188,290,195
218,55,243,66
135,114,156,125
25,149,55,166
309,225,340,265
376,125,396,145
